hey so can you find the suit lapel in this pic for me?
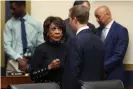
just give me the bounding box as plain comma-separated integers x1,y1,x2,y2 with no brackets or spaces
104,21,116,46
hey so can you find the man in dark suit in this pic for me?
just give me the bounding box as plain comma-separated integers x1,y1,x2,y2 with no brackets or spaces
62,5,104,89
95,6,129,82
64,0,96,43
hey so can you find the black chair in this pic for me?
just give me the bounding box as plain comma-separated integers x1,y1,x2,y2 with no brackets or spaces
82,80,124,89
8,83,60,89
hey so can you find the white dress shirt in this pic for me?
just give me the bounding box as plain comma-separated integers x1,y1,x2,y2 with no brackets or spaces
76,26,89,35
101,20,114,42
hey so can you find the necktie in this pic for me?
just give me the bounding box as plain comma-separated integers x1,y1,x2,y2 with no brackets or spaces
101,28,106,42
20,18,28,54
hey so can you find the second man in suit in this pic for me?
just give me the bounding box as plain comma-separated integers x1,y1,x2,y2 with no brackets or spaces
95,6,129,82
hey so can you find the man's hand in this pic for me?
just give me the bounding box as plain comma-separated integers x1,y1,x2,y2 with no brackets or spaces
23,57,28,63
17,58,27,71
48,59,60,70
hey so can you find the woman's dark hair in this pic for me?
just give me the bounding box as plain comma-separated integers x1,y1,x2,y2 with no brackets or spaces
43,16,66,42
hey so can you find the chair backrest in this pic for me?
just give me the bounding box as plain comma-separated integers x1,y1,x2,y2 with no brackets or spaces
8,83,60,89
82,80,124,89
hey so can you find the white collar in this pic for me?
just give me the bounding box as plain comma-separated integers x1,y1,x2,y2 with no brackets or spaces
76,26,89,35
22,13,29,21
105,20,114,29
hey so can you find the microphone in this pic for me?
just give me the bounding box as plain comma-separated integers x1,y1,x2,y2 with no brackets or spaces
24,48,31,57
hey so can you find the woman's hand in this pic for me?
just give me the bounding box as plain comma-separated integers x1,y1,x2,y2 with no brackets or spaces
48,59,60,70
17,58,28,71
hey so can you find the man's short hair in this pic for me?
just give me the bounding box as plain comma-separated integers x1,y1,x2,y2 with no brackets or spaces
70,5,89,24
73,0,90,7
9,1,26,6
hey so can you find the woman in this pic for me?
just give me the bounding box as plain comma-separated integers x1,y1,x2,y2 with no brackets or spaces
29,16,67,84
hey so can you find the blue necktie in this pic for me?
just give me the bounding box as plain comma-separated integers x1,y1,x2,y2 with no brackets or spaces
20,18,28,54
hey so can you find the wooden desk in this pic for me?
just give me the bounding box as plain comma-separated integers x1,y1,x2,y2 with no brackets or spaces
1,76,34,89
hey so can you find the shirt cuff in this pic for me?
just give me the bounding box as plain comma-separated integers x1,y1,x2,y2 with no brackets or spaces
13,54,23,60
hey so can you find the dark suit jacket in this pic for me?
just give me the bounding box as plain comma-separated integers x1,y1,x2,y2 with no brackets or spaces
64,18,96,43
62,29,104,89
96,21,129,82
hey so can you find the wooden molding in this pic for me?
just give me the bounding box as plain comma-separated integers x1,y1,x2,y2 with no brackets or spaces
1,1,5,67
124,64,133,71
26,1,31,15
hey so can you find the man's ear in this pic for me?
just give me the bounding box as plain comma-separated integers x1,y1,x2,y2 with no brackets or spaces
74,17,78,24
